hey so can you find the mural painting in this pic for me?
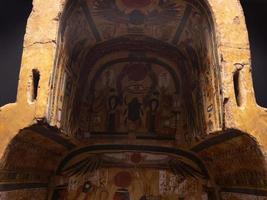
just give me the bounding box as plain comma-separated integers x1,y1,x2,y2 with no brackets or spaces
0,133,61,173
47,0,222,146
53,151,208,200
80,56,181,137
54,168,208,200
197,135,267,188
92,0,185,39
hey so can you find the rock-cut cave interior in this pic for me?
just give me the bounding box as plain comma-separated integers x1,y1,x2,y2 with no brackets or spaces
1,0,267,200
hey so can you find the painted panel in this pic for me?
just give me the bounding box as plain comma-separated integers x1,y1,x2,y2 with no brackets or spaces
55,168,207,200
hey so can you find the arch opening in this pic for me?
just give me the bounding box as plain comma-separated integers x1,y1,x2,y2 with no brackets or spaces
48,0,223,148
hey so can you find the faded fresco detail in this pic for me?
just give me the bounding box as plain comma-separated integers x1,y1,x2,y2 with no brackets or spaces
53,151,208,200
91,0,185,40
77,52,183,139
0,130,66,199
54,169,207,200
0,131,63,173
198,135,267,188
221,193,267,200
0,189,48,200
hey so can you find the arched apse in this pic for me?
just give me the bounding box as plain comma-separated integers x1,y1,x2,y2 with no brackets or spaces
47,0,223,148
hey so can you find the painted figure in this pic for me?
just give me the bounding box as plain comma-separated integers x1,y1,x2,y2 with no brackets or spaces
124,97,144,131
107,90,119,132
147,92,159,134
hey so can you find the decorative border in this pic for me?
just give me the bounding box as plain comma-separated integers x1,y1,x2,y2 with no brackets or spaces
55,144,209,178
191,130,244,152
221,187,267,197
27,124,76,150
0,183,48,192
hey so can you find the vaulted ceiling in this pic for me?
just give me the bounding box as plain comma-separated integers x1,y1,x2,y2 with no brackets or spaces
47,0,222,149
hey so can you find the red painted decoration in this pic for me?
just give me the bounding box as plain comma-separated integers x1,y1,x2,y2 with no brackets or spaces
122,0,152,8
114,171,132,188
126,63,147,81
130,153,142,164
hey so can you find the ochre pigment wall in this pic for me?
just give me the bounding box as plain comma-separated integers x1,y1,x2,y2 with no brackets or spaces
0,0,62,157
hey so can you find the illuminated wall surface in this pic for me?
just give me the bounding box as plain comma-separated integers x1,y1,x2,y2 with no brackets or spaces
0,0,267,199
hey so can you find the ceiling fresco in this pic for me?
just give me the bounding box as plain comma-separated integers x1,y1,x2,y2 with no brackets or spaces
59,0,215,55
62,0,189,45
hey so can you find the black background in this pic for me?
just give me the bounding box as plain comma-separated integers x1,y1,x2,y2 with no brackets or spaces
0,0,266,107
